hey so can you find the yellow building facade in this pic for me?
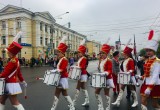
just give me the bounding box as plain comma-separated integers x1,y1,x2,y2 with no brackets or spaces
0,5,86,60
86,40,101,58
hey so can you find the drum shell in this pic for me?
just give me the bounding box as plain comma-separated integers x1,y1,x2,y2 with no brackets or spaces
0,78,5,95
117,72,131,85
69,66,81,80
91,73,106,88
43,70,61,86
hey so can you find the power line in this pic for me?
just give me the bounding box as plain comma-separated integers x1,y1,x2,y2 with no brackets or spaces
72,16,158,27
149,12,160,29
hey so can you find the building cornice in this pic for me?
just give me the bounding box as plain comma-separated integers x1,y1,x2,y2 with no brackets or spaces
54,23,87,39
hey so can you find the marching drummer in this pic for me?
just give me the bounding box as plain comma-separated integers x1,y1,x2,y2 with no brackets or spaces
0,32,27,110
95,41,115,110
136,30,160,110
112,40,138,107
72,39,90,106
50,36,75,110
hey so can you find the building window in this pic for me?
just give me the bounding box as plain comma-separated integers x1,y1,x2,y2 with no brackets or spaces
45,25,47,32
40,22,43,31
50,27,53,34
2,50,6,59
17,21,21,28
2,36,6,45
18,38,21,43
45,38,48,45
2,21,6,29
50,39,52,43
53,43,55,49
56,41,58,47
40,37,43,45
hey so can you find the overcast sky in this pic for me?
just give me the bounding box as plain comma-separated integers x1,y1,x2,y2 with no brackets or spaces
1,0,160,51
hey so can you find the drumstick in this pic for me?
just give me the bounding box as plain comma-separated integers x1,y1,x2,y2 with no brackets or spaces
36,77,44,80
24,87,27,99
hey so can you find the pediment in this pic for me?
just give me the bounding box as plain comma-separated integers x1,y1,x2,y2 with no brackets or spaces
0,5,22,13
40,11,54,20
0,5,33,15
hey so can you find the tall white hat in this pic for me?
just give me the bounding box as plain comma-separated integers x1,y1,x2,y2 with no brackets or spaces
145,30,159,51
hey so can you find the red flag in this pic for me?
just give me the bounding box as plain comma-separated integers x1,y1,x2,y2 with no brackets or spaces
148,30,154,40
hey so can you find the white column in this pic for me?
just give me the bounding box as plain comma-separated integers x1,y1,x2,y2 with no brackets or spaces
52,29,56,48
43,23,45,46
5,20,8,46
55,28,58,47
48,26,50,44
36,21,40,46
21,18,27,43
13,19,16,35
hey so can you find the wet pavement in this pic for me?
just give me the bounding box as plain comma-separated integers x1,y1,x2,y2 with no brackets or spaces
4,60,158,110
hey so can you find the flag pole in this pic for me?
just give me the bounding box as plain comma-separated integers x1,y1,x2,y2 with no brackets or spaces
134,34,138,73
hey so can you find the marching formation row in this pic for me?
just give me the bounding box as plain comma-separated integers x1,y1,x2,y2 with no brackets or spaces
0,30,160,110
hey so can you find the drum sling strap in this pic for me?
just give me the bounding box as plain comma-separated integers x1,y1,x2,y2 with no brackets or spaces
7,61,20,79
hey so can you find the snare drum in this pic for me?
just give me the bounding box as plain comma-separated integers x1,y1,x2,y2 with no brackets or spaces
91,73,106,88
0,78,5,95
43,70,61,86
117,72,131,85
69,66,81,80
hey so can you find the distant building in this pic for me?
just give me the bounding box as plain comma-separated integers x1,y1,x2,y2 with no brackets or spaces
0,5,86,59
86,40,101,58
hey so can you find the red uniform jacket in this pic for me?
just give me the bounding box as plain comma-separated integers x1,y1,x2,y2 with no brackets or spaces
103,58,113,79
57,57,68,78
121,58,135,76
0,57,24,83
77,56,87,75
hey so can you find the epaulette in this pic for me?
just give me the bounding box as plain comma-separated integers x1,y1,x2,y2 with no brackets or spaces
10,58,16,63
83,56,87,59
128,58,132,61
63,57,68,61
156,57,160,63
107,57,111,61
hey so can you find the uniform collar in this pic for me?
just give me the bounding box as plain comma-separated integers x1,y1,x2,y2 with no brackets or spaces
149,55,156,59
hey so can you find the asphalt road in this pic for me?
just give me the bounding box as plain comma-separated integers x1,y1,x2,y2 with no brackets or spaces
4,60,158,110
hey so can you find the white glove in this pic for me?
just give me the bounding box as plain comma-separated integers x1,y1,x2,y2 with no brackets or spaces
144,88,151,95
100,73,106,77
135,75,142,80
125,72,130,74
22,81,27,87
129,70,133,73
57,69,61,72
100,72,108,77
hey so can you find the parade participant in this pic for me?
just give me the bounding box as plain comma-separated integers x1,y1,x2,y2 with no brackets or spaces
112,51,120,95
112,39,138,107
0,32,27,110
136,30,160,110
51,36,75,110
95,41,115,110
72,39,90,106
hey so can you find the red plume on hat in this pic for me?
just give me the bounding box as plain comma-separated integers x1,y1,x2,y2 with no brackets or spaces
123,38,133,56
148,30,154,40
6,31,23,55
100,37,111,54
57,36,68,54
145,30,159,51
78,39,86,54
